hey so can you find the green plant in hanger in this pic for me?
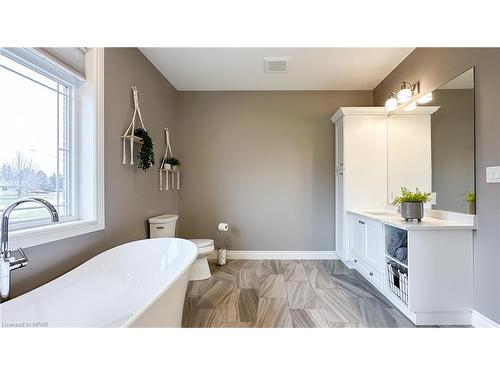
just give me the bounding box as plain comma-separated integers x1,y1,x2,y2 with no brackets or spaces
165,157,180,167
134,128,155,171
465,191,476,203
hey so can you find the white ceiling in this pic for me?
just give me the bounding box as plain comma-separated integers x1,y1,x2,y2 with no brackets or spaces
139,48,414,91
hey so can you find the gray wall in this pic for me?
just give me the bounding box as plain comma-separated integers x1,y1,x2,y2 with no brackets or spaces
431,89,475,213
175,91,373,252
374,48,500,323
9,48,180,298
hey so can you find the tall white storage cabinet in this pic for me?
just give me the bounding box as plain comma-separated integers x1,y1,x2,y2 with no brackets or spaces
331,108,388,264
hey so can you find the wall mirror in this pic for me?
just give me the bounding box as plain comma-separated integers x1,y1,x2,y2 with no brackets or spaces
387,67,475,214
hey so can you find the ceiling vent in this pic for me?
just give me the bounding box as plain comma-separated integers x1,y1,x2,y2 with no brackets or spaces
263,57,289,73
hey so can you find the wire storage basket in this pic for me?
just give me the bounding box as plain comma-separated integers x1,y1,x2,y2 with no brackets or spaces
387,261,408,304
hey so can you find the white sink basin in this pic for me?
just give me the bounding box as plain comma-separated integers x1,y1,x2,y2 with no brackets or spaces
363,210,395,216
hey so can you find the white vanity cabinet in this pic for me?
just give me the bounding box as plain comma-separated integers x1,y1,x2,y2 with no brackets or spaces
349,214,384,289
331,107,476,325
347,210,474,325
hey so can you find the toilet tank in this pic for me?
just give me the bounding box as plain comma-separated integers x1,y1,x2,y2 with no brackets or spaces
149,214,179,238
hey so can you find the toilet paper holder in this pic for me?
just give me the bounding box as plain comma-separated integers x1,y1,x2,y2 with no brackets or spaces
216,223,229,266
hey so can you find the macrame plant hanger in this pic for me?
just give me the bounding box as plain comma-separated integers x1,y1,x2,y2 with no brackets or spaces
159,128,180,191
122,86,146,165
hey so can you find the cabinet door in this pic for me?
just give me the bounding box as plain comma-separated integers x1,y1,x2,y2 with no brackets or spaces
365,219,383,272
350,215,366,257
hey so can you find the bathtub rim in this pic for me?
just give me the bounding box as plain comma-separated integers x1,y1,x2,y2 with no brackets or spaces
1,237,198,328
122,238,197,327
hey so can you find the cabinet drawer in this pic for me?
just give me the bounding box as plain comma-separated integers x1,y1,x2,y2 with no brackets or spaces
351,255,383,291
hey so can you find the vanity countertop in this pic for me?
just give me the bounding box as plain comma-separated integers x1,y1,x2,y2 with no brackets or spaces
347,209,476,231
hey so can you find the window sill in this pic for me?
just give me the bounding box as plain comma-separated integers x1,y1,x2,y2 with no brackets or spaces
8,219,105,250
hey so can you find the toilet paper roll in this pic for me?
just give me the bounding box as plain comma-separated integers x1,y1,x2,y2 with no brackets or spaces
218,223,229,231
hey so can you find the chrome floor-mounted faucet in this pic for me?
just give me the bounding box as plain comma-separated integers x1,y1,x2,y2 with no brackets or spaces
0,198,59,303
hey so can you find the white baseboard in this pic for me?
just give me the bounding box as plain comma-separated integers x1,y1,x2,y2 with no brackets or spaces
471,310,500,328
414,311,471,326
208,250,338,260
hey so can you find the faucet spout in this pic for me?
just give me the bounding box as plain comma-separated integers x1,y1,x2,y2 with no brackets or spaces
1,198,58,256
0,198,59,302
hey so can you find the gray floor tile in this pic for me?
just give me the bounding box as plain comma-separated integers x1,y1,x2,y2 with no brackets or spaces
290,309,329,328
260,260,283,274
238,288,259,322
196,279,234,308
286,281,319,309
259,274,287,298
307,268,338,288
182,259,460,329
328,322,365,328
183,308,223,328
237,268,262,289
256,298,292,328
220,322,256,328
283,263,308,281
350,297,408,328
315,288,361,323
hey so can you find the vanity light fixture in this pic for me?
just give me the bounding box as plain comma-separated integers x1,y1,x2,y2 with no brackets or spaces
384,81,422,112
416,91,433,104
397,81,419,104
384,93,398,112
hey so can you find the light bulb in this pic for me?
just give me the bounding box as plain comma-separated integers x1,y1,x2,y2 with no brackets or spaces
397,88,412,104
416,92,433,104
385,97,398,112
403,101,417,111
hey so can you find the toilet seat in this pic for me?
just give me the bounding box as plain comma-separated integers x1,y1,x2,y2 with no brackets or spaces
191,239,214,248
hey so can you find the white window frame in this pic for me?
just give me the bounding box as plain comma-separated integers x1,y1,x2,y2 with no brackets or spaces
4,48,105,249
0,50,77,230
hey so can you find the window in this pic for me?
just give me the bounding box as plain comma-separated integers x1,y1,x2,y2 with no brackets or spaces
0,48,104,249
0,52,75,228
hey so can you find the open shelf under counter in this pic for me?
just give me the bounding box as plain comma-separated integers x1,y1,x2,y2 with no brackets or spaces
385,254,408,269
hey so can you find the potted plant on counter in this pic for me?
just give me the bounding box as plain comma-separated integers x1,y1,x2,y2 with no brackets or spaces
465,191,476,215
391,187,431,222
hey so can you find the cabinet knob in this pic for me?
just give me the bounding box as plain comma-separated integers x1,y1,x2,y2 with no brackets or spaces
358,220,365,225
369,272,373,276
354,259,357,263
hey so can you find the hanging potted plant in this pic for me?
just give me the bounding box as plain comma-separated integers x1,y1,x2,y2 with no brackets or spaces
133,128,155,171
165,157,181,171
465,191,476,215
391,187,431,222
161,157,171,170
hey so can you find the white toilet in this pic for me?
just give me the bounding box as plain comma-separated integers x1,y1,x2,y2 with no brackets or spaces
149,214,214,281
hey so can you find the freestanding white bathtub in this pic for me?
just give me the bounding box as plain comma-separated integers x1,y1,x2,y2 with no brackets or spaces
0,238,197,328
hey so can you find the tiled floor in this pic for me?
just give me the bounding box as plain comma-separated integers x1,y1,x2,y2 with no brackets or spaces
182,259,419,328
